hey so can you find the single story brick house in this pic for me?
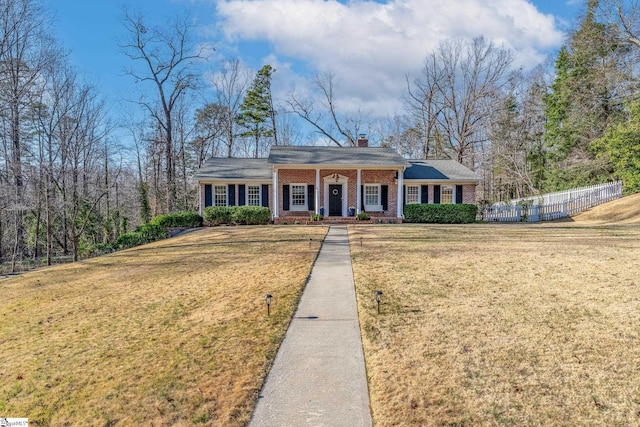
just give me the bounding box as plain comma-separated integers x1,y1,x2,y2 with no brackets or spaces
194,142,480,222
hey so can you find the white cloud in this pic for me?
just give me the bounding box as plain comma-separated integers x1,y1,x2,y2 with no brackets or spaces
214,0,564,117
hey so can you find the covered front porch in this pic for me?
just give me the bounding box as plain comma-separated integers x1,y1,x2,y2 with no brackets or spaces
272,167,405,221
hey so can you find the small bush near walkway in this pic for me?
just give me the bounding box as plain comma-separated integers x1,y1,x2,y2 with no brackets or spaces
404,204,478,224
204,206,271,225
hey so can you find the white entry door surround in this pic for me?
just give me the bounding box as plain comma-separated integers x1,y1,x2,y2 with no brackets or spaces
323,174,348,217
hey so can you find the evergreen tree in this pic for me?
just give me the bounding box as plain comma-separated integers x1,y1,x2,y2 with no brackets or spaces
593,100,640,193
543,0,626,190
237,65,276,158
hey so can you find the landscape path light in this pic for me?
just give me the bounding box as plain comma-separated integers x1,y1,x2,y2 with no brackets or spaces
374,290,383,314
265,293,273,316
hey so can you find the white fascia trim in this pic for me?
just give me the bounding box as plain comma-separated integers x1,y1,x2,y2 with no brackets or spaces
402,180,478,184
273,164,408,170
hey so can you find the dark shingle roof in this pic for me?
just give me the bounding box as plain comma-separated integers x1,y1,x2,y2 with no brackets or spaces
404,160,480,181
193,158,272,181
193,152,479,183
268,146,410,167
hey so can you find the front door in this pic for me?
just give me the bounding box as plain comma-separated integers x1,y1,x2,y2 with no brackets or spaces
329,185,342,216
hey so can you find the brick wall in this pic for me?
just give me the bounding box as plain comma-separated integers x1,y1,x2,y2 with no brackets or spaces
462,184,476,204
361,170,397,218
277,169,400,218
404,183,476,205
199,183,271,213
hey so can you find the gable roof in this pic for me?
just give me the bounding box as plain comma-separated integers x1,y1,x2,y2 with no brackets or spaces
193,157,271,181
404,159,480,182
193,150,480,183
268,146,410,167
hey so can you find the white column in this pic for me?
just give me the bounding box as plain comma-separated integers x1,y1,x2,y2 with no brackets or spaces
356,169,362,214
315,168,320,215
397,168,404,218
199,184,204,217
272,169,279,218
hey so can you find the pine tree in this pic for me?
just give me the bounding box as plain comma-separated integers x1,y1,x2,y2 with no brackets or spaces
237,65,276,158
594,100,640,193
542,0,625,190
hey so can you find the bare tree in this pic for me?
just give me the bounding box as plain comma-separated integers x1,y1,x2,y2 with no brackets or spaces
207,58,251,157
274,106,303,146
484,68,549,202
119,8,208,213
404,53,445,158
597,0,640,50
0,0,56,271
287,71,364,146
406,37,513,167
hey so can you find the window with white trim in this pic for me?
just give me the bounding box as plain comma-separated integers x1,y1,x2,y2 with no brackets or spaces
214,185,227,206
247,185,261,206
364,184,382,211
406,185,419,204
290,184,307,210
441,185,453,204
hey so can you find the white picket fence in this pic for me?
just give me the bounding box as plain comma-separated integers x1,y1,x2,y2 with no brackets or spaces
482,181,623,222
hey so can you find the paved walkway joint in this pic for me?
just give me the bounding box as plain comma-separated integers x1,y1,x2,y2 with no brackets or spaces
249,226,372,427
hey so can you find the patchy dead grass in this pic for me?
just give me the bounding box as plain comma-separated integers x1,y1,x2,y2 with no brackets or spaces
350,223,640,426
0,226,327,426
572,193,640,224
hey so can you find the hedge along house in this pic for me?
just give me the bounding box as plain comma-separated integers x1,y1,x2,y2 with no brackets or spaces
194,141,480,222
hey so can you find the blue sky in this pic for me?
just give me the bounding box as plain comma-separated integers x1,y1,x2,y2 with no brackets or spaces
50,0,585,134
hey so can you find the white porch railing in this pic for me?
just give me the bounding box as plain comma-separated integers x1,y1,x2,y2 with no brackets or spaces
482,181,623,222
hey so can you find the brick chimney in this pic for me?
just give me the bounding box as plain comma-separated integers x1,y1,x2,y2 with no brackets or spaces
357,134,368,147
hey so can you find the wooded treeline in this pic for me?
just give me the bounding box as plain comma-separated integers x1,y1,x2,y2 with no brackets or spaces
0,0,638,271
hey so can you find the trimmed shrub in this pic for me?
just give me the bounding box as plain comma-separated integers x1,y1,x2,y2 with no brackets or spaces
231,206,271,225
204,206,233,225
151,211,203,228
114,223,168,250
404,204,478,224
114,231,147,250
204,206,271,225
138,223,168,241
356,212,370,220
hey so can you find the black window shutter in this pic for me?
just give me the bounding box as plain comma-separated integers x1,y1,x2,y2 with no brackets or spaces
361,185,365,211
434,185,441,204
228,184,235,206
421,185,428,204
456,185,463,204
204,184,212,207
381,185,388,211
261,184,269,207
282,185,290,211
238,184,246,206
307,184,315,211
403,185,406,207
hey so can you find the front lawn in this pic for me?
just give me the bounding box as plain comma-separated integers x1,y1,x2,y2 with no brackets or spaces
0,226,326,426
350,224,640,426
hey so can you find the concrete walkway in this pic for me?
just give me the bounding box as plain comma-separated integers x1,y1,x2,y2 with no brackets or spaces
249,226,372,427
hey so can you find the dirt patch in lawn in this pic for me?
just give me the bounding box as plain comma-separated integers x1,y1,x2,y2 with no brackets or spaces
350,223,640,426
0,226,327,426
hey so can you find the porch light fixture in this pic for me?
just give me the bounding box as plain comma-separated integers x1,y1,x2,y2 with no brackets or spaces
265,293,273,316
394,171,398,184
374,290,383,314
333,173,340,182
